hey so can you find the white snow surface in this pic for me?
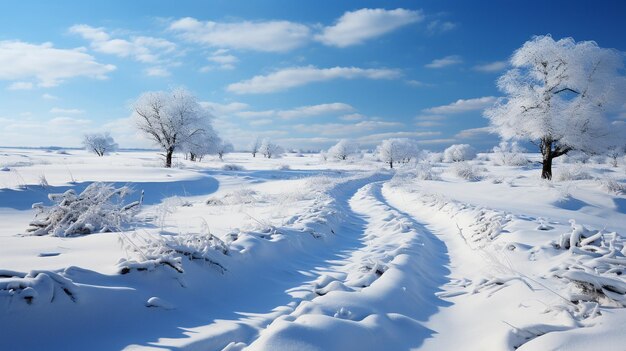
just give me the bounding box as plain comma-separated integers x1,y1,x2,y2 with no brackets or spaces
0,149,625,350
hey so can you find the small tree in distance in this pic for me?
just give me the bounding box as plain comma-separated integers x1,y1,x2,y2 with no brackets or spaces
327,139,359,161
133,88,213,168
83,132,118,156
259,138,282,159
250,137,261,158
484,35,625,179
217,141,234,160
376,138,420,169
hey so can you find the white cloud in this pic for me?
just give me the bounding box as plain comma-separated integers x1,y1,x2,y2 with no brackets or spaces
227,65,401,94
340,113,365,121
277,103,354,119
7,81,33,90
50,107,84,114
473,61,507,73
236,110,276,118
0,40,115,87
69,24,176,64
48,116,91,126
249,119,273,126
423,96,496,114
425,55,462,69
455,126,493,139
42,93,58,100
293,120,402,136
203,49,238,70
356,131,440,145
144,66,171,77
427,20,457,34
415,121,443,127
315,8,423,47
201,101,249,116
169,17,310,52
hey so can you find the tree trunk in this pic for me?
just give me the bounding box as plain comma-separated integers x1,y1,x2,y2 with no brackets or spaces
541,138,553,179
541,153,553,179
252,152,256,157
165,148,174,168
389,160,393,169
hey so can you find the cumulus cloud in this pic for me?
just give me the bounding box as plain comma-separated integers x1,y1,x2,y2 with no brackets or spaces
277,103,354,119
423,96,496,114
455,126,493,139
425,55,462,69
7,81,33,90
315,8,423,47
227,65,401,94
200,101,249,116
42,93,58,100
169,17,310,52
473,61,507,72
50,107,84,114
0,40,115,87
144,66,171,77
427,20,457,34
356,131,440,145
69,24,177,64
293,120,403,136
340,113,366,121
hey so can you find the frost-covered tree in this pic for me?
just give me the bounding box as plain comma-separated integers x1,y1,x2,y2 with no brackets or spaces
259,138,283,159
376,138,420,169
327,139,359,161
133,88,212,168
484,35,626,179
217,141,234,160
250,137,261,158
82,132,118,156
182,126,220,162
443,144,476,162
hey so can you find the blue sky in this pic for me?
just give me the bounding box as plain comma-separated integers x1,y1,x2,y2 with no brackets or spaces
1,0,625,150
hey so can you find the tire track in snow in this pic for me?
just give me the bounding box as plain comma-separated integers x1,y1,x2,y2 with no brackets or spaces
243,181,450,351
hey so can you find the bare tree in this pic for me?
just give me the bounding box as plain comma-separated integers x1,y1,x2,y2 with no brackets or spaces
250,137,261,158
485,35,625,179
83,132,118,156
133,88,211,168
217,141,234,160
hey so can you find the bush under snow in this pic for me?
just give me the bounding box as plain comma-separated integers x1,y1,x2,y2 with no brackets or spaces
26,183,140,237
443,144,476,163
451,161,482,181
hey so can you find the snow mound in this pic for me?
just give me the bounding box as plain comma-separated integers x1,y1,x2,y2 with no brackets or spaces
0,269,77,305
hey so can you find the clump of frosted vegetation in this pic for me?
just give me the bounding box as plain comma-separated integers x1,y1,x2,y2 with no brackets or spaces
424,151,443,163
560,151,590,164
490,141,529,166
443,144,476,162
555,164,593,181
598,176,625,194
326,139,359,161
451,161,482,181
415,163,441,180
26,183,140,237
222,164,245,171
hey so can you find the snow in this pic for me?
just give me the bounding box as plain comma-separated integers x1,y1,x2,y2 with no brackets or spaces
0,148,625,350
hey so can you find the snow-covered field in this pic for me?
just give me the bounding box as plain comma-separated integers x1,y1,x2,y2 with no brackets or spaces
1,149,625,350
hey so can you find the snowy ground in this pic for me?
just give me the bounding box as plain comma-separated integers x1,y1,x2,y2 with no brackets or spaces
1,149,625,350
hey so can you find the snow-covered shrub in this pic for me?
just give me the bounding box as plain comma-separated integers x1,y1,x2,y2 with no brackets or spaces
38,174,49,188
607,146,624,167
424,152,443,163
490,141,529,166
443,144,476,162
26,183,140,237
598,176,625,194
451,161,482,181
118,223,228,275
222,163,245,171
555,164,593,181
326,139,359,161
415,163,441,180
561,151,590,164
277,164,290,170
83,132,118,156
